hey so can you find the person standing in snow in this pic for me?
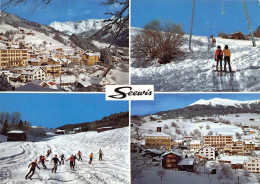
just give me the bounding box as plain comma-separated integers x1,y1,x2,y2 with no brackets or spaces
73,154,78,166
66,154,75,170
46,149,52,157
51,154,61,173
59,154,65,165
25,159,41,180
89,153,93,164
98,149,103,161
77,151,82,161
214,45,223,72
40,156,49,169
223,45,232,73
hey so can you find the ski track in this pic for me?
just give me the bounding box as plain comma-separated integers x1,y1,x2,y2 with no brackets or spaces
131,28,260,92
0,128,129,184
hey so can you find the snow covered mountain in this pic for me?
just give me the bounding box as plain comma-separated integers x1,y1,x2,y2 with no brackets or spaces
189,98,260,108
0,127,129,183
50,19,107,36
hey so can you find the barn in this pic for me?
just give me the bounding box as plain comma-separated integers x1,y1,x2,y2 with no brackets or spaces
161,151,183,170
7,130,27,141
97,126,115,133
55,130,65,134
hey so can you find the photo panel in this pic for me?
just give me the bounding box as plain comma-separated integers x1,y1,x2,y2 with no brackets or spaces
131,93,260,183
130,0,260,92
0,93,130,183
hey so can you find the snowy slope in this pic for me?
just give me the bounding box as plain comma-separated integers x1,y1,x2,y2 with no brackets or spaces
50,19,107,36
189,98,260,107
131,27,260,92
0,127,129,184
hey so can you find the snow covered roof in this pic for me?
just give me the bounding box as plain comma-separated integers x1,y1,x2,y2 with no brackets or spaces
245,140,255,144
161,150,183,157
77,74,91,87
15,83,59,91
190,140,201,144
8,130,25,134
85,52,100,56
21,66,45,75
218,155,250,164
145,149,162,155
97,126,114,129
145,132,171,137
178,158,194,166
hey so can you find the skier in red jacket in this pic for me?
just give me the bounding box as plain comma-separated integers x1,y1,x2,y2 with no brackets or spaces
214,45,223,72
25,159,41,180
66,155,75,170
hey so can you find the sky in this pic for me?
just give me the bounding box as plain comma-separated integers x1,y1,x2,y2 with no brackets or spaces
1,0,119,25
131,0,260,36
131,93,260,116
0,93,129,128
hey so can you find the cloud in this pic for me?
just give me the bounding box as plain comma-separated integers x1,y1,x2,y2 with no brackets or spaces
82,10,91,15
66,9,92,17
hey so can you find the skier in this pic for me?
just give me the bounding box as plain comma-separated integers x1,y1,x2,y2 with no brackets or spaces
223,45,232,73
46,149,52,157
98,149,103,161
89,153,93,164
40,155,49,169
214,45,223,72
59,154,65,165
66,154,75,170
210,35,216,45
73,154,78,166
25,159,41,180
77,151,82,161
51,154,61,173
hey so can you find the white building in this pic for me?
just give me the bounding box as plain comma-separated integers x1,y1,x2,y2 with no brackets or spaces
196,146,216,160
244,158,260,173
20,66,46,83
189,140,201,151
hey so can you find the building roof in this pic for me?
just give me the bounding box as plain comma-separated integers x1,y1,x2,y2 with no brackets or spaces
8,130,25,134
161,150,183,157
15,83,59,92
178,158,194,166
145,132,171,137
190,140,201,144
21,66,45,75
145,149,162,155
245,140,255,144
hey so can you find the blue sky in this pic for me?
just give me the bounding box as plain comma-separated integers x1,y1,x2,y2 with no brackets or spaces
131,93,260,116
2,0,119,25
131,0,260,36
0,93,129,128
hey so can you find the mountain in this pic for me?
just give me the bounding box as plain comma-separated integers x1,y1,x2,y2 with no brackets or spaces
189,98,260,108
49,19,107,36
56,111,129,131
135,98,260,120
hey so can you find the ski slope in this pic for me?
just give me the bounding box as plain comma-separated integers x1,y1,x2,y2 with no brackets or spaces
0,127,129,184
131,28,260,92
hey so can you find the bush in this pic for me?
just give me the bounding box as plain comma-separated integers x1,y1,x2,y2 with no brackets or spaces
132,20,185,65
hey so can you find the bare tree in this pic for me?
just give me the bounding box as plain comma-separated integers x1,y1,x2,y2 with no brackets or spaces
156,168,166,181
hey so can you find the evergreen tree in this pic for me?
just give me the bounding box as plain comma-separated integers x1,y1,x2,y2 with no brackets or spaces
18,120,23,129
1,120,8,136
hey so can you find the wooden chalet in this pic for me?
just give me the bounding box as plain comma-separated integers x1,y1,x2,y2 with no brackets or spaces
7,130,27,141
55,130,65,134
97,126,115,133
161,151,183,170
178,158,194,172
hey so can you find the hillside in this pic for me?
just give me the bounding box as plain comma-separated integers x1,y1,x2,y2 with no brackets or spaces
0,127,129,183
131,27,260,92
57,111,129,131
254,26,260,38
133,98,260,121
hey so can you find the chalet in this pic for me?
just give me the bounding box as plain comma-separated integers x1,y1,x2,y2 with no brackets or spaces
97,126,115,133
141,149,162,157
7,130,27,141
244,158,260,173
68,55,81,62
161,150,183,170
42,64,61,77
178,158,194,172
82,52,100,66
224,145,245,156
55,130,65,134
28,58,43,66
20,66,46,83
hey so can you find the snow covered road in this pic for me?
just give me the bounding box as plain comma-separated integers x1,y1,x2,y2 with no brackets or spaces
0,127,130,184
131,28,260,92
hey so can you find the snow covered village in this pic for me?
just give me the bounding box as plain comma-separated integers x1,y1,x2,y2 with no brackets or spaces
0,0,129,92
131,0,260,92
131,95,260,184
0,93,130,183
